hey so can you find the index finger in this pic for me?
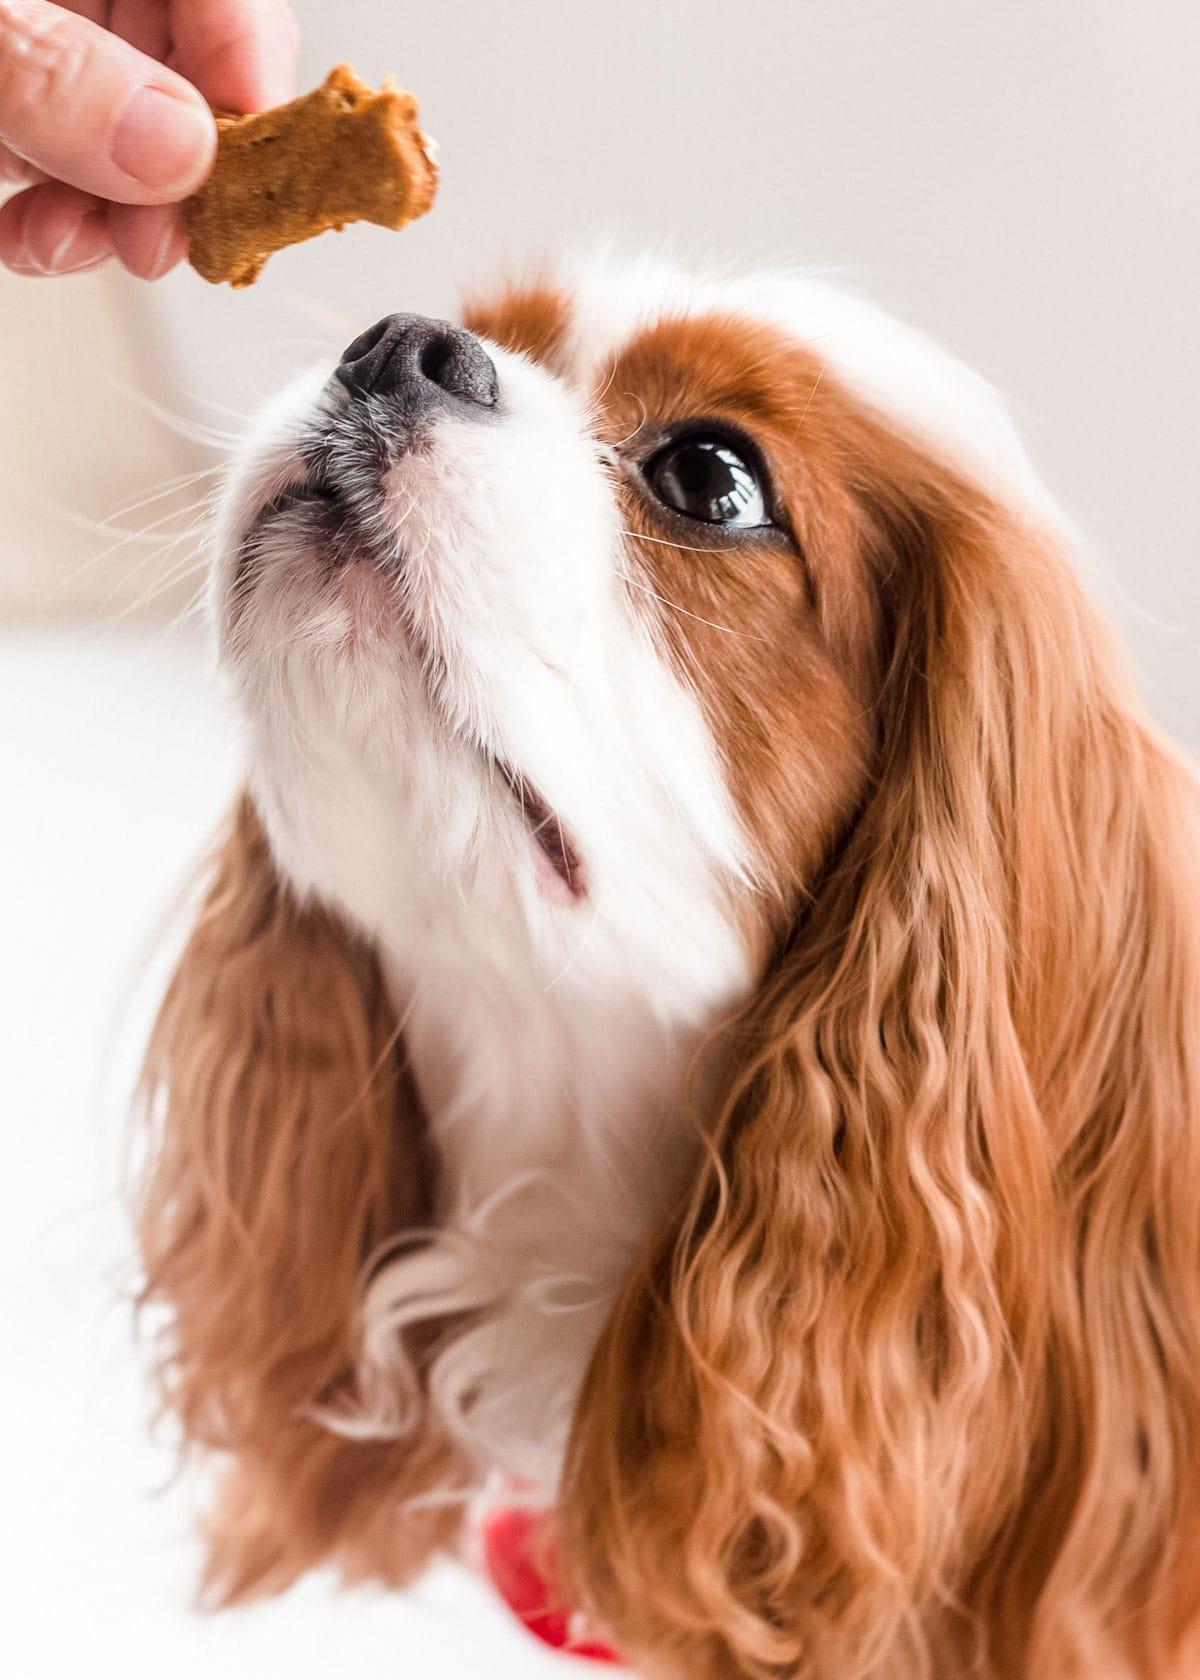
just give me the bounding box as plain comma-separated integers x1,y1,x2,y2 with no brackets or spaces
169,0,299,114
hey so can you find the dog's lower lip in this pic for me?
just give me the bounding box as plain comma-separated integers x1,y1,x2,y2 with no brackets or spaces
273,474,381,569
263,476,342,520
496,763,586,901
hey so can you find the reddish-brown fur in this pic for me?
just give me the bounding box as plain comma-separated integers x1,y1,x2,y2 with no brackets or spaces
562,316,1200,1679
137,794,470,1601
462,282,571,367
598,315,887,918
138,291,1200,1677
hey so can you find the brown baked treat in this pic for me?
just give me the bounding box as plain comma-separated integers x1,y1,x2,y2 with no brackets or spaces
186,64,438,288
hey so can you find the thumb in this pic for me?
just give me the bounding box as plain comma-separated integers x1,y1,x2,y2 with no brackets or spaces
0,0,216,204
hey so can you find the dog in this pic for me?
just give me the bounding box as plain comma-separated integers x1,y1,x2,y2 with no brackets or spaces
137,252,1200,1679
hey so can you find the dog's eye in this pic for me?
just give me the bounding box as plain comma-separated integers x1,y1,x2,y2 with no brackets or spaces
644,431,770,528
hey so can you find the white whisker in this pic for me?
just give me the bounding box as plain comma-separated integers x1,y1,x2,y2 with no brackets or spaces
92,368,238,451
106,465,223,523
619,527,726,556
623,574,767,641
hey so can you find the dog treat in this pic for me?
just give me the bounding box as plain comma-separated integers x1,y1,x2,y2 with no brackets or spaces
186,64,438,288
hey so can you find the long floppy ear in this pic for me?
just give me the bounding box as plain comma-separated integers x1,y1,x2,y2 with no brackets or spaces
137,792,470,1602
561,475,1200,1679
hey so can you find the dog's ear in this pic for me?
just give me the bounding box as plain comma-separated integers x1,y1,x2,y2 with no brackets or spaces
561,473,1200,1678
137,792,469,1602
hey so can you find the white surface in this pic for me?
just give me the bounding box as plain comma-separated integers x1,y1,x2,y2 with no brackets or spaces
0,625,584,1680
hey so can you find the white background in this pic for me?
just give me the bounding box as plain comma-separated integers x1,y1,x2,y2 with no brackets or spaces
1,627,580,1679
4,0,1197,742
2,3,1198,1676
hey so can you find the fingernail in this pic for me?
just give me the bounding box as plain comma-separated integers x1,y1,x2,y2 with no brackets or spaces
146,216,185,281
11,249,108,277
111,86,216,195
11,206,105,276
45,209,106,274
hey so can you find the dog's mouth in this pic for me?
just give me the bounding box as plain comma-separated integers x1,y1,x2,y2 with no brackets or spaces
260,477,341,522
242,475,588,906
260,472,361,555
235,472,360,585
495,764,586,904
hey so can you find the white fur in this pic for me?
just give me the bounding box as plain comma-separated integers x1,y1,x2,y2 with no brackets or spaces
215,322,751,1493
555,247,1070,530
211,254,1065,1498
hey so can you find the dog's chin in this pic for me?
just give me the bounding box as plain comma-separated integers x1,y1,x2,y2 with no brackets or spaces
240,488,588,908
323,556,406,662
241,479,406,652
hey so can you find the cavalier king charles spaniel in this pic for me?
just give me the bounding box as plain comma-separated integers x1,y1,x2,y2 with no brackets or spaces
137,254,1200,1680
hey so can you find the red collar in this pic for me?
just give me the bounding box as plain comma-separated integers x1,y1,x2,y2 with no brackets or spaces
482,1506,623,1664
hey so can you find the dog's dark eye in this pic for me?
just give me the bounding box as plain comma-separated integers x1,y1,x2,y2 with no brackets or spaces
644,432,770,528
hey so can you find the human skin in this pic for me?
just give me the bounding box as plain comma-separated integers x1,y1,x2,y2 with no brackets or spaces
0,0,298,279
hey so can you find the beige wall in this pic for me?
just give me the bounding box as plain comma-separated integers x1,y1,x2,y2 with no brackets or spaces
3,0,1198,742
0,264,200,619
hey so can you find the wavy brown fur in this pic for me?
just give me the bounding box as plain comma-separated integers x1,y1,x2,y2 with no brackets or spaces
137,792,470,1602
560,461,1200,1678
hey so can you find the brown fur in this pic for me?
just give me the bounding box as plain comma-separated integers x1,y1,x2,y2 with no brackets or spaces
137,792,471,1601
598,314,888,917
138,295,1200,1676
562,322,1200,1679
462,282,571,369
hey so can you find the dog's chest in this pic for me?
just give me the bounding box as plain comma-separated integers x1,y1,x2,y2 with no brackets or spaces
367,933,700,1486
383,935,697,1246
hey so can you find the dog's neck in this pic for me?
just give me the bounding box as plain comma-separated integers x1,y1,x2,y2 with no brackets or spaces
369,925,708,1489
253,708,736,1247
251,713,744,1487
380,933,701,1243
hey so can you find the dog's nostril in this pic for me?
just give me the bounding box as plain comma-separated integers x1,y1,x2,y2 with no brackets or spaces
340,318,393,370
418,328,499,407
418,331,458,388
336,313,498,411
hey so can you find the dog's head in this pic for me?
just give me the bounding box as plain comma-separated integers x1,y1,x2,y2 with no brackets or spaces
140,255,1200,1678
210,256,1060,999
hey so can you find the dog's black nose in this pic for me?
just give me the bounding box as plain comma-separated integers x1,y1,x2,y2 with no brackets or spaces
335,313,498,413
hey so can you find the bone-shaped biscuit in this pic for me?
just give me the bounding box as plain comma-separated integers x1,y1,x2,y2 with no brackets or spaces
186,64,439,289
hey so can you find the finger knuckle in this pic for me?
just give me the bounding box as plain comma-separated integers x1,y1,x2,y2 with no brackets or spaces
0,3,91,146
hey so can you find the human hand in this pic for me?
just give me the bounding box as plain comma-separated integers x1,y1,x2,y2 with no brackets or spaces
0,0,298,279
